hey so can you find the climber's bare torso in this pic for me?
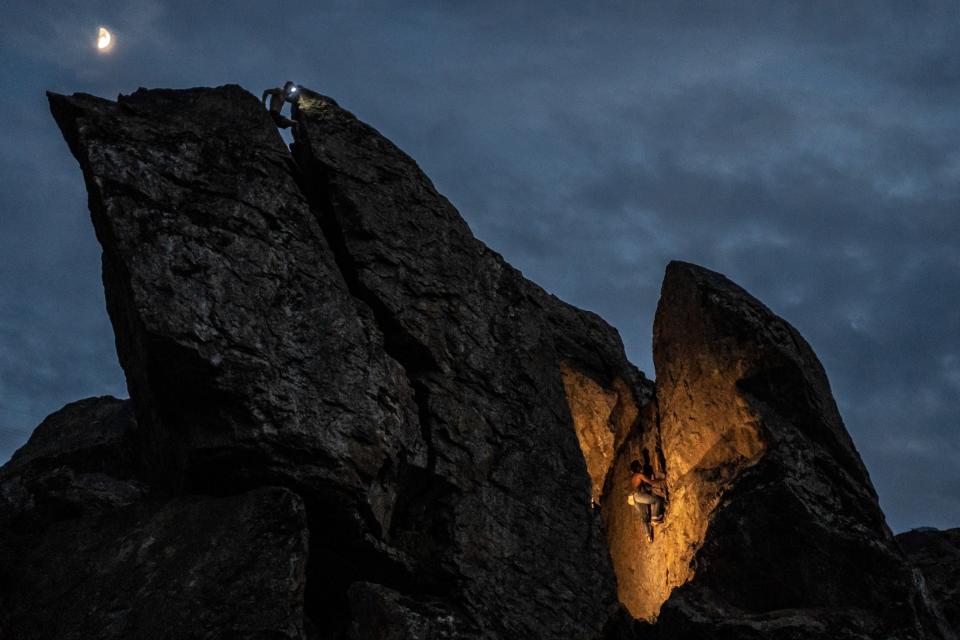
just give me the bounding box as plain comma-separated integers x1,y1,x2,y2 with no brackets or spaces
262,81,299,129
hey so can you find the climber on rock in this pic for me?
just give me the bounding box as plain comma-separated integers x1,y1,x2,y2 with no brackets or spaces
262,81,299,129
629,457,665,530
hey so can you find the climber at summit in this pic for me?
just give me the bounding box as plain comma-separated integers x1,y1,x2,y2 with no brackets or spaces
629,456,665,532
262,80,299,129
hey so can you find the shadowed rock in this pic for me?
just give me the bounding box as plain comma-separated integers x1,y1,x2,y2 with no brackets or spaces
39,85,653,638
0,398,308,639
291,88,650,638
898,528,960,632
4,486,308,640
47,86,429,630
0,397,143,531
47,85,424,507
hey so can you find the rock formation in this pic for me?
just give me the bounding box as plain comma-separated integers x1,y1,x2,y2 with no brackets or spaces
631,262,951,639
37,85,649,639
898,528,960,632
0,397,309,639
288,88,657,638
0,84,951,639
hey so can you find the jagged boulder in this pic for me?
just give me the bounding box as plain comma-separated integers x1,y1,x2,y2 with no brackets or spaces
0,397,143,531
0,398,309,640
636,262,948,639
48,86,432,633
47,85,424,529
290,89,653,637
4,487,308,640
41,85,652,638
898,528,960,632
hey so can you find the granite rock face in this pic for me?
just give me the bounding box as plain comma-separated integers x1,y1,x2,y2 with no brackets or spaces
898,528,960,633
36,85,652,639
639,262,949,639
0,397,144,531
47,85,423,533
2,84,950,638
0,398,309,639
48,86,430,632
290,89,651,637
4,487,308,640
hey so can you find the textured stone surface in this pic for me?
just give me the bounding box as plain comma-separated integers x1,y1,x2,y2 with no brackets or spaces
48,86,423,508
898,528,960,633
640,262,948,638
599,399,665,622
4,486,308,640
49,86,428,631
41,85,654,638
0,396,309,639
292,89,651,638
346,582,479,640
0,396,144,531
561,362,624,505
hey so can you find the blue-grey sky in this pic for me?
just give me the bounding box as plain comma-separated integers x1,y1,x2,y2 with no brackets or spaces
1,1,957,532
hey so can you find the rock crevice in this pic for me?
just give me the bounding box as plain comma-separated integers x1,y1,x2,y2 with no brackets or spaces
640,262,949,639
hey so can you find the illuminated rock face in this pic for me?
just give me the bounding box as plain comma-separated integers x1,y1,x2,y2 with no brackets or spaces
574,262,951,637
560,361,638,505
648,262,948,638
598,401,666,621
632,261,773,621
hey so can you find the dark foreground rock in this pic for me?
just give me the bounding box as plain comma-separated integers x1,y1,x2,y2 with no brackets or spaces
898,528,960,632
0,84,948,639
38,85,650,639
0,397,143,531
46,84,424,545
4,486,308,640
0,398,308,640
47,85,431,635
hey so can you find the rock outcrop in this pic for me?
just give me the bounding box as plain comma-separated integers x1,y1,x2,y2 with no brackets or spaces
0,84,950,639
898,528,960,632
36,85,651,639
0,397,143,532
289,89,652,637
0,398,309,640
635,262,950,639
47,87,430,634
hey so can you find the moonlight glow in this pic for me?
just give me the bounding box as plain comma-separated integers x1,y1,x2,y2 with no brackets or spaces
96,27,113,51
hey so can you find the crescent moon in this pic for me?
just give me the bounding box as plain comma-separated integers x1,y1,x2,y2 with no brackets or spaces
97,27,112,51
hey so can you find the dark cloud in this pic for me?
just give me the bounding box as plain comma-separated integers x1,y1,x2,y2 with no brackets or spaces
0,1,957,531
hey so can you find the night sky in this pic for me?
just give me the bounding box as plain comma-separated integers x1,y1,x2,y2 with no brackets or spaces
1,1,957,532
